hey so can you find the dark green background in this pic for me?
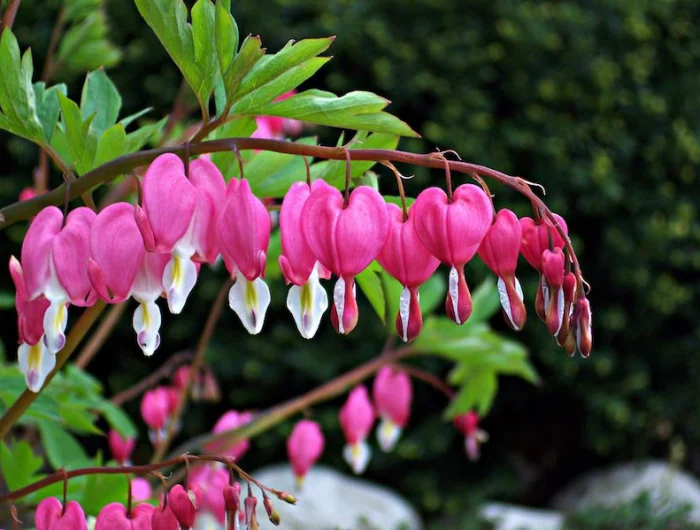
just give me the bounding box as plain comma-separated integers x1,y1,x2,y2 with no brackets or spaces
1,0,699,526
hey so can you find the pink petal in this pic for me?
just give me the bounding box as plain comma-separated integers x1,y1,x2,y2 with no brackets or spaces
279,181,317,285
21,206,63,299
35,497,62,530
287,419,325,478
89,203,145,303
478,209,521,277
520,214,568,271
53,501,88,530
141,154,196,253
52,207,97,306
373,366,412,428
188,157,226,263
339,386,375,444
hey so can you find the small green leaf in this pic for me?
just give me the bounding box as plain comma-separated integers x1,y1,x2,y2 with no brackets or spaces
119,107,152,128
64,0,101,23
59,403,102,435
356,263,386,324
97,401,137,438
215,0,238,81
38,421,90,469
125,117,167,152
81,471,129,516
191,0,218,104
469,277,501,323
444,370,498,418
256,89,419,137
0,290,15,309
246,137,317,197
57,92,97,174
34,82,66,142
93,123,127,167
64,365,103,395
383,195,416,208
0,441,44,491
222,34,264,102
80,69,122,135
57,11,122,76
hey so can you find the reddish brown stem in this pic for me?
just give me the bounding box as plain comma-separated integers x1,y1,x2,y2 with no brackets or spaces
393,363,455,399
0,0,21,35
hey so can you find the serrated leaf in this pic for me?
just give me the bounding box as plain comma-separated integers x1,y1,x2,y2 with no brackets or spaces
38,421,90,469
356,263,386,324
94,123,127,167
191,0,218,103
80,69,122,135
223,34,264,103
57,92,97,174
256,89,419,137
34,82,66,142
0,441,44,491
246,136,317,197
215,0,238,85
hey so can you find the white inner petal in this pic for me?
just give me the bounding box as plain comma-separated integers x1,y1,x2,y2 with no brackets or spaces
18,341,55,393
286,265,328,339
132,300,162,356
163,253,198,314
333,277,346,334
448,265,461,324
229,272,271,335
342,440,371,475
399,285,411,342
377,417,402,453
542,279,550,312
42,300,68,354
555,286,565,335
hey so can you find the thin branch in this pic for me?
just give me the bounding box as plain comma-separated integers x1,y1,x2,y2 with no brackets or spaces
0,302,107,440
40,6,64,81
149,279,233,463
0,0,21,35
393,363,455,399
74,302,127,369
110,350,194,407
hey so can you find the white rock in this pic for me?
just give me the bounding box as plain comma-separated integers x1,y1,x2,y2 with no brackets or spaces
246,464,422,530
552,460,700,521
480,503,563,530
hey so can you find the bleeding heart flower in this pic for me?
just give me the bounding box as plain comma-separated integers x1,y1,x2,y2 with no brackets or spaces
189,465,228,524
151,504,179,530
169,484,198,529
339,386,375,474
95,502,154,530
453,411,488,461
278,181,331,339
88,203,145,304
17,206,96,353
519,214,568,271
131,252,168,356
287,419,325,488
412,184,492,325
35,497,88,530
108,429,135,465
302,183,389,335
141,387,171,443
19,187,38,201
18,340,54,393
372,366,412,452
377,203,439,342
217,178,271,334
204,410,253,460
571,294,593,357
478,209,527,331
556,272,578,352
542,248,566,336
223,482,242,530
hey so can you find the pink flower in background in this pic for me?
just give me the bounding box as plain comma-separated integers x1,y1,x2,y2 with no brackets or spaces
19,187,38,201
372,366,412,452
478,209,527,331
168,484,197,529
252,91,303,139
140,387,171,443
205,410,253,460
453,411,488,461
217,178,271,334
131,478,152,502
287,419,325,487
302,182,389,335
278,180,331,339
189,465,229,523
151,503,179,530
95,502,154,530
377,203,440,342
413,184,493,325
339,386,375,474
108,429,135,465
35,497,88,530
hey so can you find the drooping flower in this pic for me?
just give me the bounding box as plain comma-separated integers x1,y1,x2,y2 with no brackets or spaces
453,411,488,461
302,182,389,334
141,387,171,443
204,410,253,460
15,206,96,353
223,483,242,530
95,502,154,530
131,252,168,356
132,478,153,502
339,386,375,474
478,209,527,331
412,184,492,325
217,178,271,334
35,497,88,530
88,203,146,304
377,203,439,342
278,181,331,339
556,272,578,354
189,465,229,524
169,484,198,529
108,429,135,465
151,503,179,530
542,248,566,336
372,366,412,452
571,294,593,357
287,419,325,488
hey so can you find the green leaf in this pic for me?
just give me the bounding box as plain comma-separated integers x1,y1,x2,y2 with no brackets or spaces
64,364,103,396
93,123,127,167
222,34,264,104
215,0,238,84
265,230,282,280
57,92,97,175
246,137,317,197
0,30,46,143
191,0,218,104
0,441,44,491
64,0,101,23
310,131,400,188
80,69,122,135
255,89,419,137
81,470,129,516
380,271,445,331
57,11,122,76
59,403,102,435
119,107,152,128
210,116,257,177
444,370,498,418
469,277,501,323
356,262,386,324
125,117,167,152
383,195,416,208
97,401,137,438
0,290,15,309
34,82,66,142
38,421,90,469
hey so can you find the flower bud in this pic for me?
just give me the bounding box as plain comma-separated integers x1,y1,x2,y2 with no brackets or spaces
287,419,325,488
168,484,197,529
275,491,297,505
571,295,593,357
151,503,179,530
263,497,280,526
108,429,135,465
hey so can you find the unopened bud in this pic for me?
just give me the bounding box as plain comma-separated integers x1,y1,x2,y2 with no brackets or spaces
202,368,221,402
262,497,280,525
275,491,297,505
269,509,281,526
571,296,592,357
168,484,197,528
244,495,257,527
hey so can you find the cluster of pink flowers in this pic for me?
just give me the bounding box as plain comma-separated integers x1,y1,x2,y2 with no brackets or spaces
9,146,592,392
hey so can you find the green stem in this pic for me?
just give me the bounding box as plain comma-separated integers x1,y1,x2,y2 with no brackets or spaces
0,302,106,440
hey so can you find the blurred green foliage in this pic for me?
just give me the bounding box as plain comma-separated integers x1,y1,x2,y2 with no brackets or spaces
1,0,699,526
